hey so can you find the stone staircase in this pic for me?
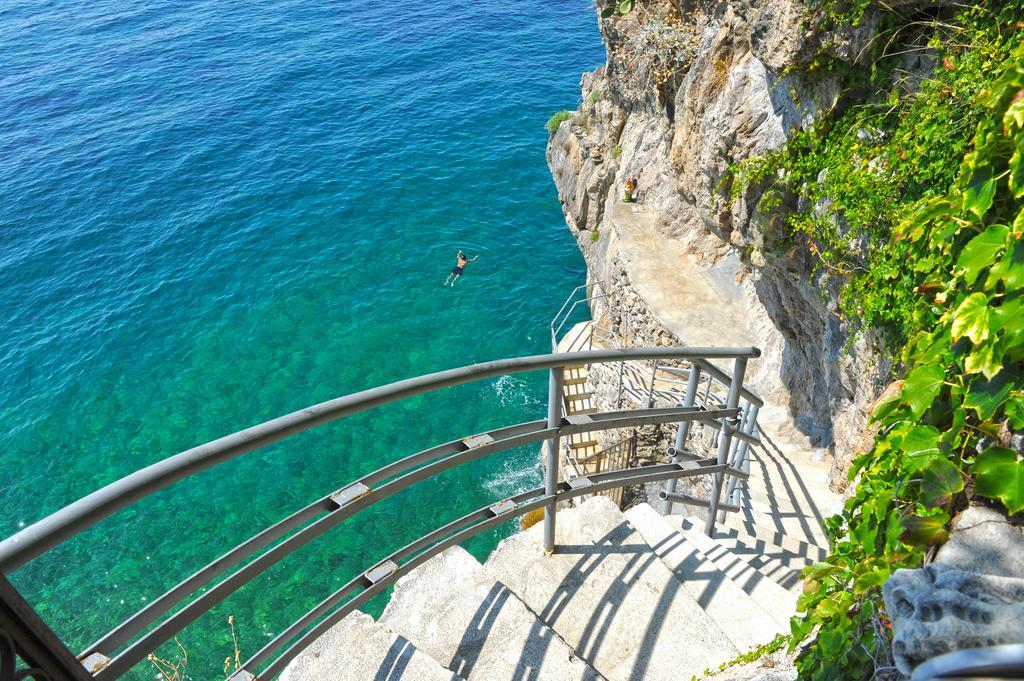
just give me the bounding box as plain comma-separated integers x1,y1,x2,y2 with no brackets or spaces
282,491,830,681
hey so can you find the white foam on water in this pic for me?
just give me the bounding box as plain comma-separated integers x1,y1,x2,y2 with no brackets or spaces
483,454,542,497
491,374,541,409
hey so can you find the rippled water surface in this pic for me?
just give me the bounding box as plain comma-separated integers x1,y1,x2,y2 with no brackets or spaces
0,1,601,675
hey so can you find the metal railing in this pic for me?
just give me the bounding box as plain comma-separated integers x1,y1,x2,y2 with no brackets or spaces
549,280,610,352
911,643,1024,680
0,346,757,681
548,282,764,523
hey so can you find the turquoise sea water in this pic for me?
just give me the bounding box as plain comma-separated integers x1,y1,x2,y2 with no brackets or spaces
0,1,601,676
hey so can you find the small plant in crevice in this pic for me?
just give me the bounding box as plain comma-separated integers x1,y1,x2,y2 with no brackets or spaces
599,0,633,19
692,634,791,680
611,146,622,159
590,230,600,242
546,110,573,136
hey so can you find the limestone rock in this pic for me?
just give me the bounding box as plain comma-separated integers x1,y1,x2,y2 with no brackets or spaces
936,505,1024,579
547,0,898,492
883,563,1024,675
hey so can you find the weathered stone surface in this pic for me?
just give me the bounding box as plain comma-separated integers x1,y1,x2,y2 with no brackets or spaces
883,563,1024,675
936,505,1024,579
379,546,601,681
279,611,462,681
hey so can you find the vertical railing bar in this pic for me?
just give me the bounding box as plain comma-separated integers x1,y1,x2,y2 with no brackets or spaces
736,404,759,507
664,364,701,515
705,357,747,536
721,402,752,521
645,360,659,409
544,366,564,554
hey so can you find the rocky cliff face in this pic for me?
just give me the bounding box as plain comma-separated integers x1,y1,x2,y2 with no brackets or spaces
546,0,937,487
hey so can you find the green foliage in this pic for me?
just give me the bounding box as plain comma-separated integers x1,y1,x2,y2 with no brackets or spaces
590,229,600,243
546,110,573,136
790,27,1024,680
973,447,1024,513
599,0,633,18
728,1,1024,347
589,90,602,103
611,146,622,159
694,634,790,680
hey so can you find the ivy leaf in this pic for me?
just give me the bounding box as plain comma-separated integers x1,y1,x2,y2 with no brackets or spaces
963,166,996,220
951,292,992,345
964,338,1002,380
600,5,615,16
1006,97,1024,131
1010,140,1024,198
897,197,953,241
901,364,945,417
804,562,837,581
921,459,964,507
900,512,949,546
964,372,1014,421
616,0,633,13
853,565,889,592
986,241,1024,292
973,447,1024,514
1005,396,1024,429
900,425,942,472
958,224,1008,285
1013,206,1024,239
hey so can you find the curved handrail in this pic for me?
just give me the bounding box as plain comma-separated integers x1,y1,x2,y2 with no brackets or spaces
911,644,1024,680
0,346,758,574
241,458,726,681
83,405,732,673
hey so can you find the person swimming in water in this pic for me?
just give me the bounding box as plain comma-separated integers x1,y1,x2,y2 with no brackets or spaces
444,250,478,287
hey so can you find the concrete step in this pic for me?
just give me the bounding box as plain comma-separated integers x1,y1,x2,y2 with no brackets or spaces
564,382,591,396
680,518,809,592
280,611,462,681
485,496,738,681
665,515,797,622
380,546,601,681
568,433,599,449
717,514,829,563
725,503,830,550
623,504,789,644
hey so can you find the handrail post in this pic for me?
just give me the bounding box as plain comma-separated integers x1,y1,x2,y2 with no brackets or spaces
721,402,753,523
544,366,565,554
645,360,659,408
615,361,625,410
705,357,747,536
664,364,701,514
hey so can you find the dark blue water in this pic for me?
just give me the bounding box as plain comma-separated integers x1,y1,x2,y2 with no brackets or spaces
0,1,601,676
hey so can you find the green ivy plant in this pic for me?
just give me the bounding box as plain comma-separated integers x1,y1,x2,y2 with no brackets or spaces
790,39,1024,681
